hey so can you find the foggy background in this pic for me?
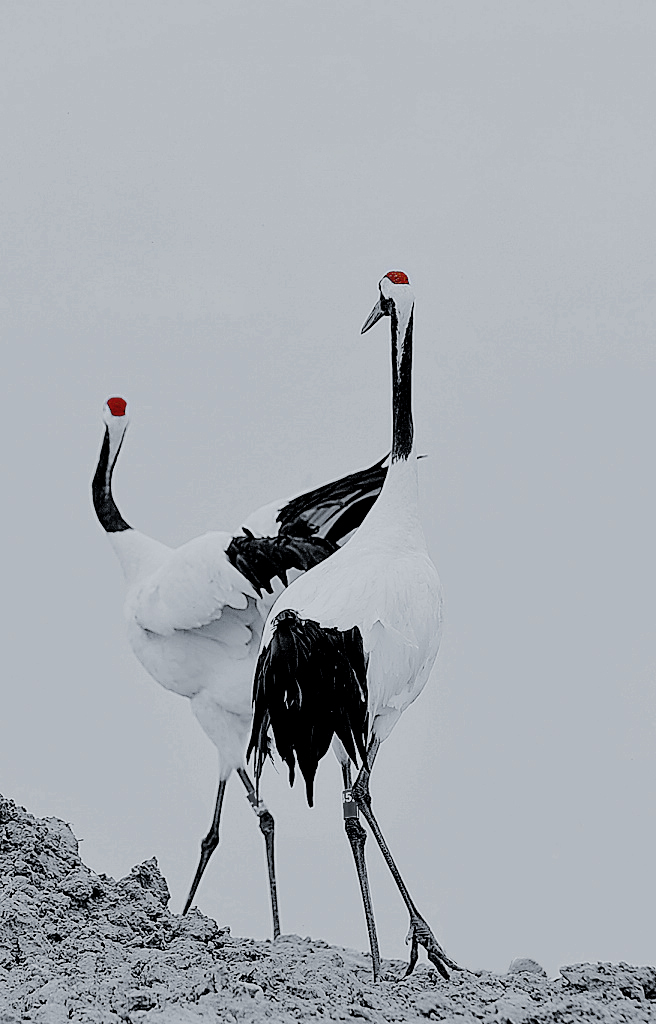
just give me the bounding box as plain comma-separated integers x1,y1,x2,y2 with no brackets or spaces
2,1,655,977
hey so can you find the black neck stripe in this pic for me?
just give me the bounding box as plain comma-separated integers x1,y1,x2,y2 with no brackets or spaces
91,428,131,533
391,307,414,462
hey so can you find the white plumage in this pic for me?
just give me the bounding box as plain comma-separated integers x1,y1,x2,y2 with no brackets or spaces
260,458,443,746
249,272,457,982
92,397,386,930
117,529,262,763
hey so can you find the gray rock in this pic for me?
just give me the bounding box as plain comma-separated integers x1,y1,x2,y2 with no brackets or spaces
1,793,654,1024
507,957,548,977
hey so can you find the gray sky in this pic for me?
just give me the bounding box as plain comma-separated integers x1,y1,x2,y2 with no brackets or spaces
2,0,655,977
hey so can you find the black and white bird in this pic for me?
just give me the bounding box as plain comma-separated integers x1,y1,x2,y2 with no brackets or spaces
248,272,458,980
92,396,387,935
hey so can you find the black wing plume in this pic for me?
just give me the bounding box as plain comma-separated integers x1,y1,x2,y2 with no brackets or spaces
277,455,388,545
248,610,369,806
226,455,388,596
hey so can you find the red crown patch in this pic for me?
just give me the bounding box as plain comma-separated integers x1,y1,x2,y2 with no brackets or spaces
385,271,409,285
107,397,127,417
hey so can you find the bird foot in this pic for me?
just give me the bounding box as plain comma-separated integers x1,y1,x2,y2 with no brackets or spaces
403,915,459,980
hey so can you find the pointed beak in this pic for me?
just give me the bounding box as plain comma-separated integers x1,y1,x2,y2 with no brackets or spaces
361,298,385,334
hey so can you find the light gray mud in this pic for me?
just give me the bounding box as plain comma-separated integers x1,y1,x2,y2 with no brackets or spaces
1,794,654,1023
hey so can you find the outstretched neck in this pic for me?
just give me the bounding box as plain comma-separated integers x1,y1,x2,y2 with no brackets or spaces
391,302,414,463
92,427,130,533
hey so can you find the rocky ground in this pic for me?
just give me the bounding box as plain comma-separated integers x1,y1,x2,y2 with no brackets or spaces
0,794,654,1023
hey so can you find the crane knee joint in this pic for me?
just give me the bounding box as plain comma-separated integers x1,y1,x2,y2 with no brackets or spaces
344,816,367,846
257,809,275,839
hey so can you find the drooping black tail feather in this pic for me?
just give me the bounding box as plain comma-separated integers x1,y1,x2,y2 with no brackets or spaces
248,610,369,806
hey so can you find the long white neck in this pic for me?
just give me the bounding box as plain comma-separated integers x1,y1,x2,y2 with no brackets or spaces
93,417,170,586
363,453,422,536
107,528,170,588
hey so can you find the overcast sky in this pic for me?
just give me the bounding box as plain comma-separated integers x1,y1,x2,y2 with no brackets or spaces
2,0,655,978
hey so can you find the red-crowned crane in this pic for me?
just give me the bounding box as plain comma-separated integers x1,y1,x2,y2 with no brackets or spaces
248,273,458,980
92,396,387,936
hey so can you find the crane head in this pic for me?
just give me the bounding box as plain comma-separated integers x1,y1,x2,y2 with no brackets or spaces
361,271,414,334
103,396,130,432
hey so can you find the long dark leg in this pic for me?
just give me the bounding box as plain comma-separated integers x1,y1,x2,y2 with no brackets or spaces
183,778,227,915
352,741,458,980
237,768,280,939
342,762,381,981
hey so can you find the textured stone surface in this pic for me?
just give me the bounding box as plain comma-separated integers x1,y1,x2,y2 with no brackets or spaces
1,794,654,1023
507,957,548,977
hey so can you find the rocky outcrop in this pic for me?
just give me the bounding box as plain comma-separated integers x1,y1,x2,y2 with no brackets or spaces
1,794,654,1023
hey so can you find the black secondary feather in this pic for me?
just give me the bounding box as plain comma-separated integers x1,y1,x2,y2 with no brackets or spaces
277,455,388,543
226,456,388,597
324,495,378,545
248,610,369,806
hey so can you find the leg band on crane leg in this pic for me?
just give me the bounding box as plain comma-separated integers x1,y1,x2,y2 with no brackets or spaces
342,788,359,819
246,789,268,817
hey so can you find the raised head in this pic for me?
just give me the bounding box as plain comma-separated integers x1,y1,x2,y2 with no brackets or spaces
103,395,129,428
102,395,130,462
361,271,415,334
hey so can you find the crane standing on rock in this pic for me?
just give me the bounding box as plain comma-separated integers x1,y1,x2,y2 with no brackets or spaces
92,396,387,936
249,273,458,981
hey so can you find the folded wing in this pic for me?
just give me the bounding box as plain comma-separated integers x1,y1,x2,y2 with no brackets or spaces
134,532,256,636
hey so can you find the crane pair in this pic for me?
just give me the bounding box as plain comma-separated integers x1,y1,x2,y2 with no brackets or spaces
93,273,457,981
